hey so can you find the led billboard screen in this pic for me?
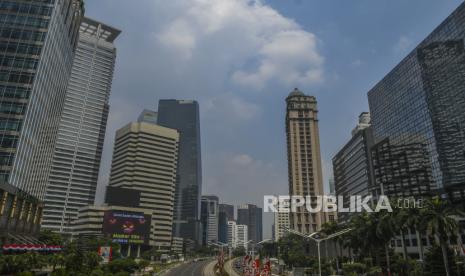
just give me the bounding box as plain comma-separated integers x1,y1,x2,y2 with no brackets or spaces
102,211,151,245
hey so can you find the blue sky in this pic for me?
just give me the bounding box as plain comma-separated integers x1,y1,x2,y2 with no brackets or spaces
85,0,463,238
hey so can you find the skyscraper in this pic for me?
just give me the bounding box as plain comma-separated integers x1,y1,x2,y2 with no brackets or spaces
218,203,234,244
219,204,235,221
157,100,202,244
201,195,219,245
0,0,84,200
108,115,179,250
332,112,376,222
42,17,120,233
285,88,325,234
237,204,262,244
367,2,465,193
273,211,289,242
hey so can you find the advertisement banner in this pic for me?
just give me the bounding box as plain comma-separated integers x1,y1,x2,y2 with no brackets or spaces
102,211,151,245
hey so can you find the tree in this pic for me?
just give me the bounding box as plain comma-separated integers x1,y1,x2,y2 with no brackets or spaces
420,197,464,276
38,230,63,245
321,221,342,271
233,246,246,257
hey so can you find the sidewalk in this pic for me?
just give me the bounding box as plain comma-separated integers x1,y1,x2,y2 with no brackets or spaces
224,258,240,276
203,260,218,276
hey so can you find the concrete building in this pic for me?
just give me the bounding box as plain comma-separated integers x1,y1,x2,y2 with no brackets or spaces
201,195,219,245
0,182,43,247
42,18,120,233
285,88,325,234
218,204,234,244
171,237,184,254
236,224,248,250
227,221,237,249
73,204,152,257
332,112,376,222
237,204,262,244
0,0,83,200
108,116,179,250
157,100,202,245
273,211,290,242
219,204,234,221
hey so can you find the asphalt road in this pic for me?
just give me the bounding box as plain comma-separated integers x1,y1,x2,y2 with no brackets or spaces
164,260,212,276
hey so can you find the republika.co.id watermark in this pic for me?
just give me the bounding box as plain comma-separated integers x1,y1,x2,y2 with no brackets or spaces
264,195,425,213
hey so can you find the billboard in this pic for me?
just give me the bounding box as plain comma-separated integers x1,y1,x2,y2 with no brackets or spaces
102,211,151,245
98,246,112,264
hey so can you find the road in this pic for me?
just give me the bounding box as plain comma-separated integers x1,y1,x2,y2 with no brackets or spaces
224,258,241,276
163,260,214,276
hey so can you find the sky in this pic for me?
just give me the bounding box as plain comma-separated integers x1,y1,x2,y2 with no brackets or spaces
85,0,463,239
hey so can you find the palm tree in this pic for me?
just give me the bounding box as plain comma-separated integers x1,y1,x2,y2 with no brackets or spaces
376,209,398,276
420,197,464,276
321,221,342,271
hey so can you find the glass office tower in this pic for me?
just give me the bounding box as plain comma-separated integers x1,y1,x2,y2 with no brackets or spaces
42,17,120,232
368,2,465,191
157,100,203,244
0,0,84,200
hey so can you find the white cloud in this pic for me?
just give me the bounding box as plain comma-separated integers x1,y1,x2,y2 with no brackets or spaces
394,35,414,54
203,93,262,122
156,0,324,90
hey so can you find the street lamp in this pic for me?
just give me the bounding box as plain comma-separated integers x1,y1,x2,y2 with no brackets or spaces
284,227,352,276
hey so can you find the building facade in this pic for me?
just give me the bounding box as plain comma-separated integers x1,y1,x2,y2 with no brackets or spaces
157,100,202,244
236,224,248,250
42,17,120,233
273,211,289,242
219,204,234,221
73,204,152,257
332,112,376,222
218,203,234,244
0,182,43,247
227,220,237,249
201,195,219,245
108,118,179,249
237,204,262,244
285,88,325,234
0,0,83,200
367,2,465,192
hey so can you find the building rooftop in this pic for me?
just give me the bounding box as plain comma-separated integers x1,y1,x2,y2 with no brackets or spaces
80,17,121,43
288,88,305,97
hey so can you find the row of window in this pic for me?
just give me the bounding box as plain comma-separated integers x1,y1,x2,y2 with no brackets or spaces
0,70,34,84
0,56,38,70
0,28,47,42
0,1,53,17
0,135,18,148
0,85,30,99
0,102,27,115
0,13,50,29
0,118,21,131
0,41,43,56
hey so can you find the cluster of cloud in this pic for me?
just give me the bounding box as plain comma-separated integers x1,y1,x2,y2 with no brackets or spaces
156,0,324,90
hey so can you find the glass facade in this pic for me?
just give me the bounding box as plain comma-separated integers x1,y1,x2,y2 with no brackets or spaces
368,2,465,190
0,0,83,200
157,100,203,244
333,120,375,222
237,204,262,244
41,17,120,232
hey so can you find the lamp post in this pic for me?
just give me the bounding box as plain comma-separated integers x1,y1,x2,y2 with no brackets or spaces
285,227,352,276
208,241,228,272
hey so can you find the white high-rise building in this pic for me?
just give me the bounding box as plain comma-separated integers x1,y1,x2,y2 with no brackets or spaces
227,221,237,249
236,224,248,250
227,221,248,249
273,211,289,241
42,18,120,232
201,195,219,245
